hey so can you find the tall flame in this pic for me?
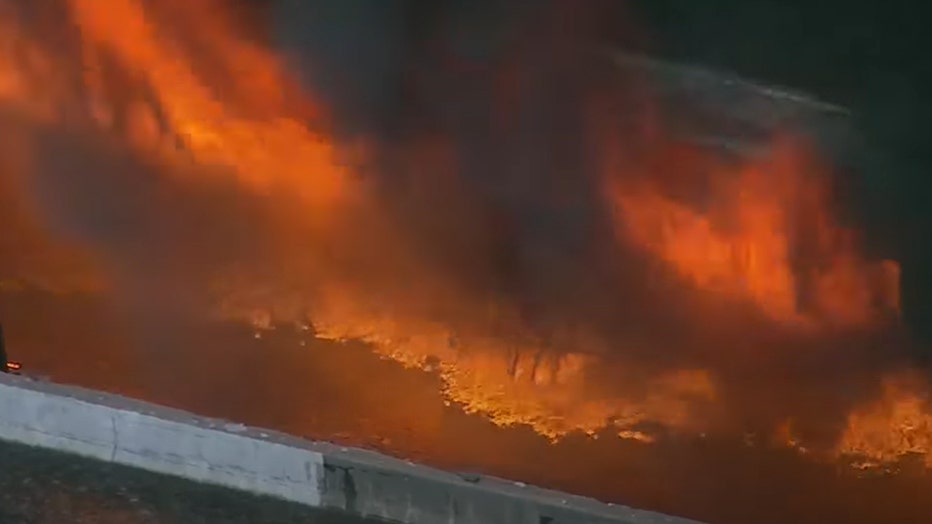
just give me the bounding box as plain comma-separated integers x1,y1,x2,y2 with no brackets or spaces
78,0,349,205
606,138,900,328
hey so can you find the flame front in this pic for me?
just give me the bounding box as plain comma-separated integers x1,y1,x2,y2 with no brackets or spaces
836,375,932,469
0,0,929,472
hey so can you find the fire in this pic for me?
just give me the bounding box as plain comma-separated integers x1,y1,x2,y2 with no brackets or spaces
63,0,348,215
836,375,932,469
1,0,931,473
224,282,719,441
606,138,900,328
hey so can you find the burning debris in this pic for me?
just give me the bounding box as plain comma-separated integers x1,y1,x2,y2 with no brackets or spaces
0,0,929,477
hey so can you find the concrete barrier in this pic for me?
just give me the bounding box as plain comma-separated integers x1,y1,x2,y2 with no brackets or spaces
0,373,701,524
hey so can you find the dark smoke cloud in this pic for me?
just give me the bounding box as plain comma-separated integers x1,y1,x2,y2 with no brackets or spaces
264,0,916,442
272,0,525,137
0,0,914,443
269,0,634,318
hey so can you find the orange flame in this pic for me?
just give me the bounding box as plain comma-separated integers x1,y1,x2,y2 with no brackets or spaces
2,0,932,471
66,0,351,215
836,375,932,469
605,138,899,328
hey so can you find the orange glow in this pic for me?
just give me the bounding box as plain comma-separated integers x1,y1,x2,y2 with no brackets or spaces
606,139,899,328
0,10,103,294
291,286,719,440
4,0,713,443
66,0,350,213
1,0,929,474
836,375,932,469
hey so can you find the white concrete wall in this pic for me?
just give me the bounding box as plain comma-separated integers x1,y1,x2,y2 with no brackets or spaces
0,373,702,524
0,375,324,506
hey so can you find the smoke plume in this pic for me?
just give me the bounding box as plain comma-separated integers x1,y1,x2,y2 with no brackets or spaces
0,0,925,469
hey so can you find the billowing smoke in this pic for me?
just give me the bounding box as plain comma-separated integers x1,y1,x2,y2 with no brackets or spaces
0,0,924,469
266,0,910,438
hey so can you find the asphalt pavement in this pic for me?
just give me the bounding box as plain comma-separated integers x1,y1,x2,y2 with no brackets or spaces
0,440,380,524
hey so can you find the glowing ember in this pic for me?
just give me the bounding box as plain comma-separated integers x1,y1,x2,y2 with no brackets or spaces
836,375,932,469
304,293,718,441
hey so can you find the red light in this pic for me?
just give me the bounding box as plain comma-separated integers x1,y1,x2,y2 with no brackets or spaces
6,361,21,371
